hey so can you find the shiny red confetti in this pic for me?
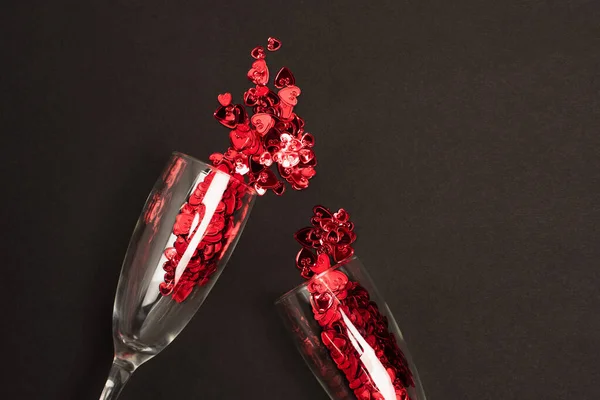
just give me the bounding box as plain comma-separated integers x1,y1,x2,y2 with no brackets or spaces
160,38,317,302
274,67,295,88
250,46,266,60
160,172,248,302
267,37,281,52
294,205,356,279
217,92,232,106
294,206,415,399
212,37,317,196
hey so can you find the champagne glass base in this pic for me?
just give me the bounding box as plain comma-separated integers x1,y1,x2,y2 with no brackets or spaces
99,358,135,400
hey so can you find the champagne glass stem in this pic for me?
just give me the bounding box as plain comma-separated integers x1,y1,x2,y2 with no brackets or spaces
99,358,135,400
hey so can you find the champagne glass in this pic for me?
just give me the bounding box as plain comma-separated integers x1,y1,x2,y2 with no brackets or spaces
99,152,256,399
277,257,426,400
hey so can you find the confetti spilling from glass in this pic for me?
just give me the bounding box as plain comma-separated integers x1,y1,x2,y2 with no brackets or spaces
295,206,415,400
212,36,317,195
161,38,317,302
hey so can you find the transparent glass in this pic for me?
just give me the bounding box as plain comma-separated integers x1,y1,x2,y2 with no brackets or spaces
276,257,426,400
99,152,256,400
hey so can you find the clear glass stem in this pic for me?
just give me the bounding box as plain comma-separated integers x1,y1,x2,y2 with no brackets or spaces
99,358,135,400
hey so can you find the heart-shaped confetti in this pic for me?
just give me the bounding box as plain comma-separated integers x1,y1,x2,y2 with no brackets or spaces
294,227,314,248
312,292,333,313
274,67,296,88
217,92,232,106
333,245,354,263
295,205,416,398
296,247,316,275
251,113,275,135
250,46,266,59
247,59,269,85
160,37,321,303
229,128,252,151
267,37,281,52
211,38,318,196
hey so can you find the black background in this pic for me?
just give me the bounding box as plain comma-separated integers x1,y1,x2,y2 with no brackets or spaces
2,1,599,399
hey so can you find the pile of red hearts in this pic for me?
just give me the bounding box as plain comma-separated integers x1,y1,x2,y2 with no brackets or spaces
160,38,317,302
295,206,415,400
211,36,317,195
159,168,248,302
295,206,357,279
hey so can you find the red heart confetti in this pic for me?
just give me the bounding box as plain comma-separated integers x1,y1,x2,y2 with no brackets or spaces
250,46,266,59
217,92,232,106
274,67,296,88
210,37,318,196
267,37,281,52
294,205,417,399
160,38,320,304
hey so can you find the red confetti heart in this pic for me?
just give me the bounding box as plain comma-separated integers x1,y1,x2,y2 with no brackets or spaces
247,59,269,85
217,92,232,106
333,245,353,263
313,205,333,220
267,37,281,52
214,105,236,129
273,182,285,196
255,168,279,188
251,46,266,59
243,88,258,107
229,129,252,151
296,247,316,273
312,292,333,312
274,67,296,88
311,253,331,274
294,227,314,248
278,85,301,106
251,113,275,135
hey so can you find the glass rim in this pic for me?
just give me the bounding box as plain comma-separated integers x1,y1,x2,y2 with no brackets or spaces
172,151,257,196
275,255,359,305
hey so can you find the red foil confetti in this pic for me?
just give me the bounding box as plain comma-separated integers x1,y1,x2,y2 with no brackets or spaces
160,169,249,302
295,206,415,400
212,37,317,196
161,38,317,302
